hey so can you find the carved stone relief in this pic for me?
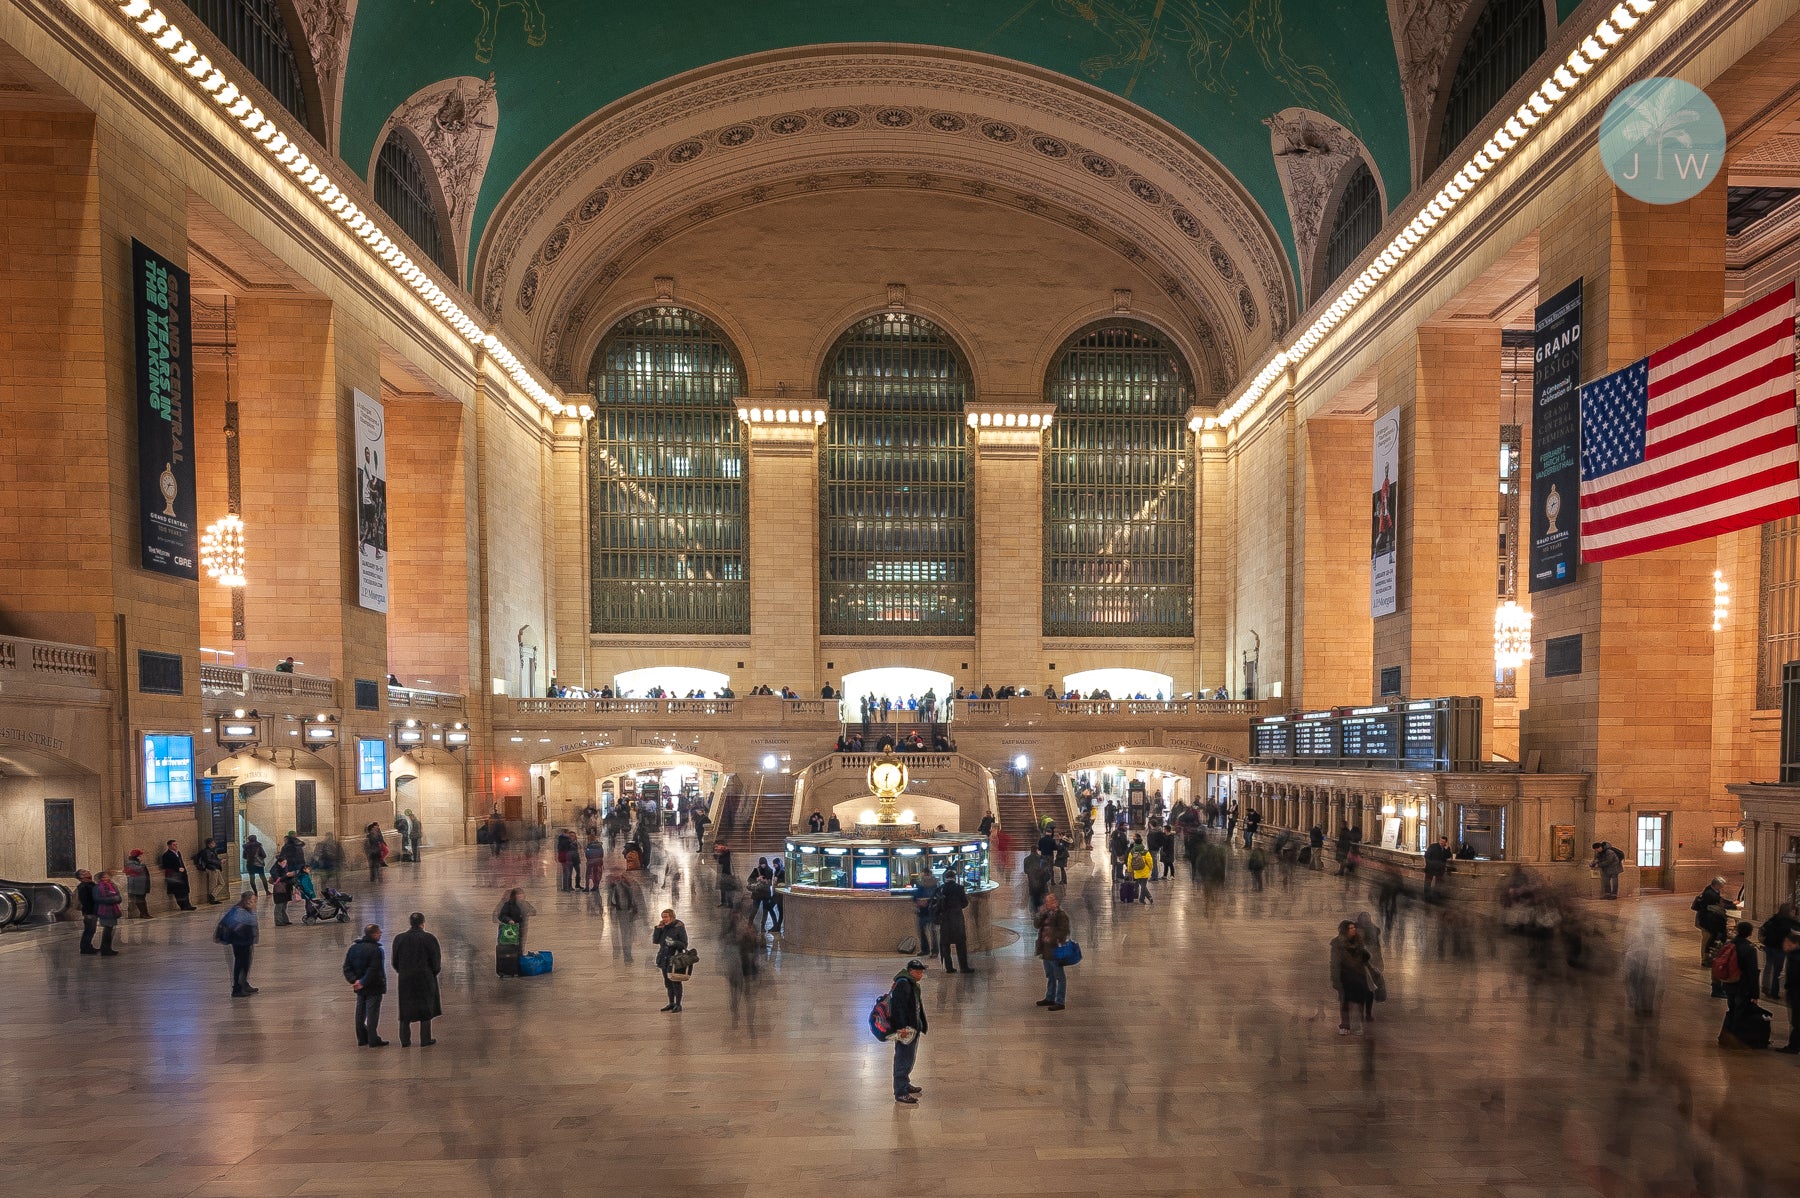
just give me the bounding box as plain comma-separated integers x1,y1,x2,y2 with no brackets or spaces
1263,107,1380,303
290,0,358,151
382,75,500,273
1386,0,1481,179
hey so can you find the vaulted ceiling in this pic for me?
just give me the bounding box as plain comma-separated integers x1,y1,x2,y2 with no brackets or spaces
324,0,1582,389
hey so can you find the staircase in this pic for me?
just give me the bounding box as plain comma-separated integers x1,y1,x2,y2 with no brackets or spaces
737,792,795,855
994,792,1042,842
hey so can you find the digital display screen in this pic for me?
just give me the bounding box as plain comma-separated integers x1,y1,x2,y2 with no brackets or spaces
1340,715,1400,758
356,738,388,793
853,862,890,889
1403,711,1438,762
143,734,195,807
1294,721,1336,757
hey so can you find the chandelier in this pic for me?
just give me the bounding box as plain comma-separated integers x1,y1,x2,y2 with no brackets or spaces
1712,570,1730,632
1494,600,1532,670
200,514,247,587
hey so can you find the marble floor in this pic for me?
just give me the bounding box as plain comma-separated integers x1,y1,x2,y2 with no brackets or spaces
2,838,1795,1198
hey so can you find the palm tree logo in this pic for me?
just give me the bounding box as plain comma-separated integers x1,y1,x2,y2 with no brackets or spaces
1601,78,1724,204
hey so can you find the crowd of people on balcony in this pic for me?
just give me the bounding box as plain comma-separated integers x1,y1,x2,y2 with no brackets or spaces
835,726,957,754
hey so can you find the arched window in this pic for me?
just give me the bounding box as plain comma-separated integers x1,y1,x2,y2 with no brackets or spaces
373,131,450,275
185,0,313,132
820,313,973,635
1043,322,1194,637
1322,159,1382,291
588,307,748,634
1435,0,1547,170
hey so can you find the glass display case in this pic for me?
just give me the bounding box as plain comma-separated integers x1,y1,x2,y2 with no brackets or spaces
785,832,993,894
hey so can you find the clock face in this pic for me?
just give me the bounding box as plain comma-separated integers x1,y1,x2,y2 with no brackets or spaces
870,761,905,793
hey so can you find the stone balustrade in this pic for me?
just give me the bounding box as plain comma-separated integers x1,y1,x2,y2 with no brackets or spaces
200,664,338,705
387,685,467,713
501,693,1270,730
0,635,104,688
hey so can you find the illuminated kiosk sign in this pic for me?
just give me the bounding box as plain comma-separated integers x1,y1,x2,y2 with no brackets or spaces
143,733,195,807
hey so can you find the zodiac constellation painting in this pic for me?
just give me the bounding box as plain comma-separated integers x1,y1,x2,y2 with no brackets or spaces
466,0,546,63
1046,0,1358,135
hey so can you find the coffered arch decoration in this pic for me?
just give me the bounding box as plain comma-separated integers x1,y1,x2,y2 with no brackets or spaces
371,75,501,283
471,49,1298,396
1263,109,1387,304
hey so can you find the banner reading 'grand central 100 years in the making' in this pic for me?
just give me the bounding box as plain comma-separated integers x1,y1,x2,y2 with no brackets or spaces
1370,408,1400,617
354,389,389,612
133,239,198,579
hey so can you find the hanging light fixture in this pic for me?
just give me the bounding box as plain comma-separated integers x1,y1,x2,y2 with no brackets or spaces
200,513,247,587
1495,601,1533,670
1712,570,1730,632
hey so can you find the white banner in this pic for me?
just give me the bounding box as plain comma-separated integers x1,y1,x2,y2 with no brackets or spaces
354,388,388,612
1371,408,1400,617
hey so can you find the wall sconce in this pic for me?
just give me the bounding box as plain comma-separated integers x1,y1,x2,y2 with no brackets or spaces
445,722,470,748
394,717,425,746
304,714,338,744
1713,571,1730,632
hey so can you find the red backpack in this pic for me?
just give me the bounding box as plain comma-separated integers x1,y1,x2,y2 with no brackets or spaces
1711,943,1743,984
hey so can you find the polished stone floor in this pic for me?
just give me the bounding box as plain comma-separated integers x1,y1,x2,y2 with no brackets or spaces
3,837,1795,1197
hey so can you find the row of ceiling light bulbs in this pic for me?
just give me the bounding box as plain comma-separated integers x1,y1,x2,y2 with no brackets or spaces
112,1,593,423
1212,0,1658,431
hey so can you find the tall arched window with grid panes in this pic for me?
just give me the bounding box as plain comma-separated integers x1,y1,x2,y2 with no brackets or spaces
820,314,974,635
373,131,451,277
1322,159,1382,293
1043,322,1195,636
184,0,317,136
588,308,748,634
1434,0,1548,170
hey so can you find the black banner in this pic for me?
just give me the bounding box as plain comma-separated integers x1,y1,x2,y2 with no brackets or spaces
133,239,198,579
1528,279,1583,592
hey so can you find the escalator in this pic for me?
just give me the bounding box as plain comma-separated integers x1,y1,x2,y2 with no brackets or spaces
0,878,71,928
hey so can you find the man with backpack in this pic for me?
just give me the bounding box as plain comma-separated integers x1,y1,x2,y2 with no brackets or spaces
1589,841,1624,899
1692,876,1734,970
1716,920,1767,1048
1127,837,1155,904
215,892,259,998
882,959,929,1104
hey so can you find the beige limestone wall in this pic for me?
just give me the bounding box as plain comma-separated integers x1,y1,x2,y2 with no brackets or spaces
385,397,473,692
747,423,821,691
1196,433,1230,691
1228,399,1294,699
1296,418,1373,708
0,775,104,880
479,379,555,698
549,420,589,688
975,430,1043,683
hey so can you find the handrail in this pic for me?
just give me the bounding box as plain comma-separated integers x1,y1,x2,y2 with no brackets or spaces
0,635,103,685
200,665,337,704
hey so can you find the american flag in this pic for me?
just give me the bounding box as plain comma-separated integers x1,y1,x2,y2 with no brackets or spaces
1579,284,1799,562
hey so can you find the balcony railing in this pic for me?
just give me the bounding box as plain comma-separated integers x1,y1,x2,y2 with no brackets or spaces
200,665,337,704
388,685,467,713
0,636,103,687
502,694,1269,726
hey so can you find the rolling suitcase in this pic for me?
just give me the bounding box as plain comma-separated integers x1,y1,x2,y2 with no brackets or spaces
1119,880,1138,903
1720,1001,1772,1049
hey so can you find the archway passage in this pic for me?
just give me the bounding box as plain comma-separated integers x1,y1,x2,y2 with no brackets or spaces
838,667,955,723
1061,668,1176,699
0,744,102,882
612,666,731,698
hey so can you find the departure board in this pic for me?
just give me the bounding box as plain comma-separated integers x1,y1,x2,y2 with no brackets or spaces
1249,698,1482,771
1339,714,1400,758
1294,719,1336,757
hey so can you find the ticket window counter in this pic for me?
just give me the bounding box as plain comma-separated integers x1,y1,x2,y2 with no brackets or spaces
1457,805,1507,860
784,838,993,893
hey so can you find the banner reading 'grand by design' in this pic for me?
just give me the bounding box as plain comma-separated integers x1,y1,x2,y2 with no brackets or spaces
354,389,389,612
1528,279,1583,591
133,239,198,579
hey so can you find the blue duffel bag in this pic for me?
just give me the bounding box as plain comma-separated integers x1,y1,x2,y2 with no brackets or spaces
519,950,553,976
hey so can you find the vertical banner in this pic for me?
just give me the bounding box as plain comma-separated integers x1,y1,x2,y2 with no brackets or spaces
1529,279,1583,591
1371,408,1401,617
354,389,389,612
133,240,198,578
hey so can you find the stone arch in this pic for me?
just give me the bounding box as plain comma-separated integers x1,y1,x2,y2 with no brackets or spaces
1263,108,1387,306
570,291,763,398
474,46,1293,392
810,304,985,403
1028,301,1216,405
369,75,500,282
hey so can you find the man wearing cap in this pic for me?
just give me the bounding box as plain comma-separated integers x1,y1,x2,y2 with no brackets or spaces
1692,876,1733,970
889,958,929,1104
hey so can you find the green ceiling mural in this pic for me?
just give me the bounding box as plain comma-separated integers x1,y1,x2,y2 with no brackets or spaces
341,0,1418,283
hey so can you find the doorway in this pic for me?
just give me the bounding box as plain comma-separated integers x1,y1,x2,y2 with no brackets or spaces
1635,812,1671,891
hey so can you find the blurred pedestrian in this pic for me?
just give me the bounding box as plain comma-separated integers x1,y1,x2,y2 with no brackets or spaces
1693,876,1733,971
1780,931,1800,1053
937,870,971,973
93,870,121,955
1424,835,1452,896
392,912,441,1047
1759,902,1798,999
495,888,532,977
363,823,386,885
1127,837,1154,904
242,835,267,894
343,923,389,1047
1034,892,1071,1011
653,908,689,1012
911,868,939,957
1330,919,1374,1036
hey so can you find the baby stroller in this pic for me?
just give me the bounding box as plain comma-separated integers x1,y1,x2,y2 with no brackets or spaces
303,887,353,924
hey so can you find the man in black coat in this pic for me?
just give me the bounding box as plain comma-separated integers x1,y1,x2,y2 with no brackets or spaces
888,959,929,1104
1693,876,1733,969
935,875,971,973
158,841,196,910
1780,931,1800,1053
75,870,98,954
391,912,441,1047
193,838,224,904
342,924,390,1047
